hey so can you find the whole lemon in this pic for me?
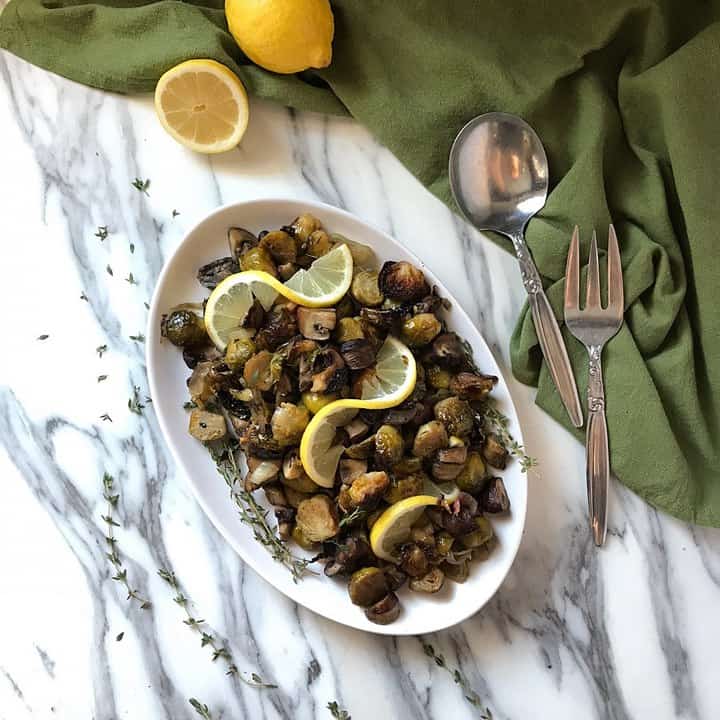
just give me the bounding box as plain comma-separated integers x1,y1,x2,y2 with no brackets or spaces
225,0,334,74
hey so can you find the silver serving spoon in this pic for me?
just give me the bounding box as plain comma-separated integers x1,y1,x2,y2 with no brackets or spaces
449,112,583,427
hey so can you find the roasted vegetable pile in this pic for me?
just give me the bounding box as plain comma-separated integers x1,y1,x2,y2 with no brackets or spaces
162,213,512,625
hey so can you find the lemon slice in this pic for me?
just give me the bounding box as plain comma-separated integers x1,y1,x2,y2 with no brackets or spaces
369,495,441,562
299,336,416,487
204,244,354,350
154,59,249,154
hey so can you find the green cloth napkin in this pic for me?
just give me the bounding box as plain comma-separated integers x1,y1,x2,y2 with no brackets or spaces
2,0,719,526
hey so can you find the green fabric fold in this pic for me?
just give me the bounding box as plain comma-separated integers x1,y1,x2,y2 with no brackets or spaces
2,0,719,525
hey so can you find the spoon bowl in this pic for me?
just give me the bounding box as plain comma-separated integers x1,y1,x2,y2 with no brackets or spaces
449,112,549,235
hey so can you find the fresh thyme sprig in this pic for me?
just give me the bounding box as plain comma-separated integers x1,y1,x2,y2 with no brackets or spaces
480,401,537,472
125,272,138,285
129,332,145,343
132,178,150,195
95,225,108,241
100,413,113,422
156,568,277,688
210,442,316,582
421,642,491,717
338,506,366,530
189,698,213,719
128,385,145,415
327,700,351,719
101,473,151,609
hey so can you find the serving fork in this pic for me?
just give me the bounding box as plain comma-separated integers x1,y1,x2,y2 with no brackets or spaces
564,225,624,546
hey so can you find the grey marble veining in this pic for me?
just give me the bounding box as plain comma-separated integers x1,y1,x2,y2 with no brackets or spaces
1,49,719,720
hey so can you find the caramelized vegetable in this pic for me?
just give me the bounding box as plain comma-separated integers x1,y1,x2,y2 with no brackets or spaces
378,261,429,301
296,495,339,542
188,409,226,442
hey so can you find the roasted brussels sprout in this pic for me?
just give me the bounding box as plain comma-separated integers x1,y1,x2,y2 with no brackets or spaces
434,396,473,437
482,434,509,469
412,420,448,458
383,565,408,591
351,270,384,307
290,213,322,243
263,483,287,507
481,477,510,513
225,335,256,369
374,425,404,467
240,245,277,276
339,458,368,485
393,456,424,475
162,310,208,348
310,348,347,394
450,371,498,401
378,261,429,301
301,390,338,415
410,518,435,547
348,471,390,508
281,471,321,495
196,257,239,290
344,434,376,460
188,409,226,443
401,313,442,347
292,525,318,550
348,567,388,607
297,307,336,341
441,559,469,583
409,567,445,593
426,365,452,389
296,495,339,542
431,460,465,481
260,230,297,264
359,306,402,329
271,403,310,447
243,351,274,391
399,543,429,578
227,227,257,261
307,229,333,257
455,452,487,494
384,473,426,504
435,532,454,557
365,592,400,625
340,338,375,369
255,307,297,351
425,332,469,368
324,535,372,577
284,486,310,509
460,516,494,548
335,316,365,342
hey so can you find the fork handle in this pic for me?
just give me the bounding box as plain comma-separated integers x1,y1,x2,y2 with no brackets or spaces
586,344,609,546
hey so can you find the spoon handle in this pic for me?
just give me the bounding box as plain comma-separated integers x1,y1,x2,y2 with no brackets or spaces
512,234,583,428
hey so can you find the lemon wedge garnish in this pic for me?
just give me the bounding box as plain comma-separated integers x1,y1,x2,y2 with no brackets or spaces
154,59,249,154
299,336,416,487
369,496,441,562
204,244,353,350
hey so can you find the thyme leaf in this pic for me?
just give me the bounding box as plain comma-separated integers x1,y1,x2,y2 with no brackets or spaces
37,334,49,341
106,264,113,277
96,344,108,358
189,698,212,719
172,209,180,217
80,292,89,302
327,701,351,720
95,225,108,241
129,333,145,343
128,386,145,415
132,178,150,195
125,272,137,285
100,413,113,422
98,375,108,383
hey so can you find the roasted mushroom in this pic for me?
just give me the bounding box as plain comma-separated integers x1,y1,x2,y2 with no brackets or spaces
348,471,390,508
196,257,239,290
271,403,310,447
228,226,258,261
307,229,333,257
340,338,375,369
162,310,208,347
425,332,469,368
310,348,347,393
409,567,445,593
374,425,404,467
324,535,373,577
365,592,400,625
290,213,322,243
188,361,215,406
296,495,339,542
412,420,448,458
351,270,384,307
348,567,388,607
378,261,429,301
188,409,226,443
344,434,376,460
434,396,474,437
399,543,429,577
297,307,336,341
481,477,510,513
243,351,274,391
450,371,498,401
401,313,442,347
335,316,365,342
482,434,509,469
255,307,297,351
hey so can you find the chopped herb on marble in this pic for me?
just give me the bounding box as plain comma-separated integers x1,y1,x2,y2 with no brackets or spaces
106,264,113,277
97,375,108,383
172,209,180,217
327,701,351,720
96,344,108,358
95,225,109,241
102,473,151,610
128,386,145,415
421,642,491,716
129,333,145,343
125,272,137,285
37,334,49,341
211,442,317,582
116,632,124,642
157,568,277,688
80,291,89,302
130,243,135,254
481,402,537,472
132,177,150,195
144,302,150,310
100,413,113,422
189,699,213,719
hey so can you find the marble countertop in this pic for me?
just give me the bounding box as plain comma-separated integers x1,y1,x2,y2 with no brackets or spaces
1,51,719,720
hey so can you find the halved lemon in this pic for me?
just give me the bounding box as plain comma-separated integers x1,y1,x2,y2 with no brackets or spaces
154,59,249,154
204,244,353,349
369,495,441,562
299,336,416,487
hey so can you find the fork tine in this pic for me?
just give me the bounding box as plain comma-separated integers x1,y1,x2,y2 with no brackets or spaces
607,224,624,317
564,225,580,313
586,228,602,309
